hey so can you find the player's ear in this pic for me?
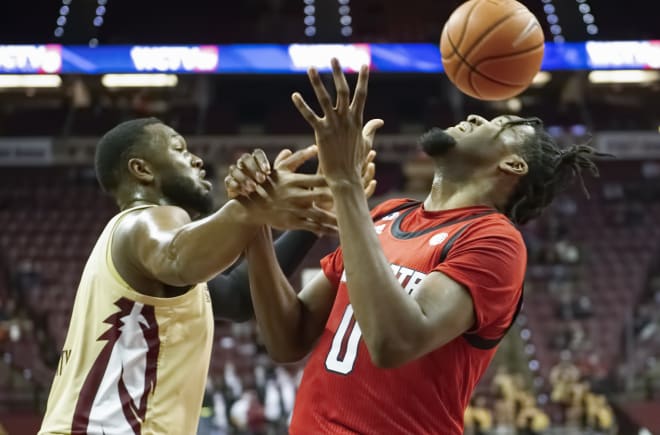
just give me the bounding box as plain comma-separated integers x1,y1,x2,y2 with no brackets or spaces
499,154,528,177
127,158,155,184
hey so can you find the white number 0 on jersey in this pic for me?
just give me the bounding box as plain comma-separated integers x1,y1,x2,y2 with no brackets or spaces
325,305,362,374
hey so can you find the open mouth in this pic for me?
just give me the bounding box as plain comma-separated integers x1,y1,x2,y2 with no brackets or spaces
199,170,212,189
455,121,473,133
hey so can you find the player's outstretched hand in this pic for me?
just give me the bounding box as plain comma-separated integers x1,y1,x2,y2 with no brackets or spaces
292,57,383,187
228,145,338,235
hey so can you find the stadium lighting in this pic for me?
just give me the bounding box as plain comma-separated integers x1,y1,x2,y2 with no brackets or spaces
506,98,522,113
531,71,552,87
54,0,71,39
338,0,352,39
575,0,598,36
304,0,316,38
89,0,109,46
540,0,564,43
588,70,660,84
0,75,62,88
101,74,178,88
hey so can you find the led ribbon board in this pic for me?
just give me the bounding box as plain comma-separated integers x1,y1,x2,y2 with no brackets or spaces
1,41,659,74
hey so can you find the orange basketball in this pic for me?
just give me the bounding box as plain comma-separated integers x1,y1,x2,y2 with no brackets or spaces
440,0,545,101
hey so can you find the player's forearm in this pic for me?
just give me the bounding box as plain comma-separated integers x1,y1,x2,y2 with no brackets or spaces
168,200,260,285
246,226,312,362
329,180,426,367
209,230,319,322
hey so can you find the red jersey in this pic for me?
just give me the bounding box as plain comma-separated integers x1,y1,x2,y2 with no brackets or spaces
290,199,526,435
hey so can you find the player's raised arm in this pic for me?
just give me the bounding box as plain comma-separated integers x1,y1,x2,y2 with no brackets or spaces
246,226,337,362
209,147,332,321
113,200,255,287
207,228,320,322
234,147,338,360
112,146,335,289
290,58,478,367
237,143,378,361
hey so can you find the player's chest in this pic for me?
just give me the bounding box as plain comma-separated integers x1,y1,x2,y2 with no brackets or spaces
372,210,470,270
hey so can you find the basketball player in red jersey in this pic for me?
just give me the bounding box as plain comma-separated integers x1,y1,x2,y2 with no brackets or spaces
239,59,605,434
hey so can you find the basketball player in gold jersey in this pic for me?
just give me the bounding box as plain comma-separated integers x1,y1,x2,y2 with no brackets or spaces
38,118,375,435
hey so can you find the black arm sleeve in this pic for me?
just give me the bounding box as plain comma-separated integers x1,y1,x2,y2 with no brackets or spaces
208,230,320,322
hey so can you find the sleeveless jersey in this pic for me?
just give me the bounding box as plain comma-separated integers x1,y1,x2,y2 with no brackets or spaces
290,199,526,435
39,205,214,435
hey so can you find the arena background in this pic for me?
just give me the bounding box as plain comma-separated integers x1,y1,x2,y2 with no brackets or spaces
0,0,659,434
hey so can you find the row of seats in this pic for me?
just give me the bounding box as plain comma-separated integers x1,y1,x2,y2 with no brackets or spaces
521,162,659,392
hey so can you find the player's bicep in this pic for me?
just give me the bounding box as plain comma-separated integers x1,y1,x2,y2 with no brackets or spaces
114,206,192,284
297,271,337,350
410,271,475,355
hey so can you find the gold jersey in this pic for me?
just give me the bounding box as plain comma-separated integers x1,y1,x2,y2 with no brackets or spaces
39,206,214,435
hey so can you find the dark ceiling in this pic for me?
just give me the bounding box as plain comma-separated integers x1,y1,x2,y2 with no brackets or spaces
1,0,657,45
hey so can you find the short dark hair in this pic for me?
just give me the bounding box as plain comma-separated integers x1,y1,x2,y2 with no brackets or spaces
503,118,609,225
94,117,162,193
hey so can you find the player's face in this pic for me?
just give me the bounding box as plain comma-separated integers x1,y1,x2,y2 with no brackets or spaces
444,114,536,163
145,124,214,216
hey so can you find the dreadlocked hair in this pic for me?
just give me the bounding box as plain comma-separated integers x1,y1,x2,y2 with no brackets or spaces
503,119,611,225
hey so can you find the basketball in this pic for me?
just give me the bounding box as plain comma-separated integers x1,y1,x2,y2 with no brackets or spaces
440,0,545,101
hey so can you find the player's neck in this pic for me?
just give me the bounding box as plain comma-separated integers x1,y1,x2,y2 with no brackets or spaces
119,198,159,210
423,173,499,212
116,185,167,211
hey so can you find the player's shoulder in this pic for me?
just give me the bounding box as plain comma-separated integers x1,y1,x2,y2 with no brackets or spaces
370,198,419,220
122,205,190,230
113,205,191,247
466,212,524,244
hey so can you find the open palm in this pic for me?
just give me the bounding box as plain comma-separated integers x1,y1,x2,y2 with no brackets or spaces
292,58,383,185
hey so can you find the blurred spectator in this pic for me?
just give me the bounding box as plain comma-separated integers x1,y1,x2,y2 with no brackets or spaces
642,357,660,400
565,381,591,429
568,321,587,352
464,395,493,435
573,293,594,320
9,259,41,306
550,321,588,353
491,366,516,433
0,296,8,322
581,353,609,390
555,239,580,264
212,384,230,435
515,393,550,435
585,393,616,435
272,365,301,426
6,305,32,343
556,282,576,320
198,378,221,435
550,352,581,424
0,296,11,342
225,362,243,401
229,389,266,435
262,373,284,429
633,304,655,338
